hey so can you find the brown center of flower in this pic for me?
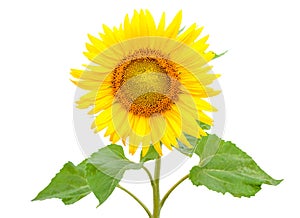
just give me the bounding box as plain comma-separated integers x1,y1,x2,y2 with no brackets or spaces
112,50,180,117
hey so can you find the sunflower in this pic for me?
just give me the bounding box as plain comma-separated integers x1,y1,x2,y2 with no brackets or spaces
71,10,220,156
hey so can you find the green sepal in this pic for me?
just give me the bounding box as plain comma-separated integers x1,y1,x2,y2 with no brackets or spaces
212,50,228,60
175,134,198,157
178,26,186,35
140,145,160,162
196,120,211,130
176,121,211,157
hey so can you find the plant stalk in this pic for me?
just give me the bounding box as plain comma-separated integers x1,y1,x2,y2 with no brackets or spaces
117,185,152,218
152,158,161,218
160,174,189,209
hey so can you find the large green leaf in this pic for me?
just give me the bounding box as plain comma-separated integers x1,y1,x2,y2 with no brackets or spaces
32,160,90,205
86,163,120,206
194,134,221,166
190,135,282,197
88,144,142,177
87,144,142,205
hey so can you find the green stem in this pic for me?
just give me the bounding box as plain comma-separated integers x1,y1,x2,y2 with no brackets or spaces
153,158,161,218
142,166,155,187
117,185,152,218
160,174,189,209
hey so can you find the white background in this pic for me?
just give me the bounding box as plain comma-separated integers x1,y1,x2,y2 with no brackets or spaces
1,0,299,217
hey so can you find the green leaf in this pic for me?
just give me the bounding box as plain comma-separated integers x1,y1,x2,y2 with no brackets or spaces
190,135,282,197
86,163,120,206
194,134,221,166
88,144,142,177
33,160,91,205
87,144,142,205
140,145,159,162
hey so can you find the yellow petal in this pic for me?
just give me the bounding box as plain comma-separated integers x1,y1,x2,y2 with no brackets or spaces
85,43,100,54
142,134,151,146
70,68,108,82
128,115,142,147
194,98,217,112
123,14,132,38
164,107,182,137
129,144,139,155
130,10,140,37
149,115,166,144
76,91,97,109
192,35,210,52
111,103,131,138
104,121,115,137
87,34,106,52
70,79,99,90
198,127,207,136
142,145,150,157
84,64,111,72
162,124,178,147
145,10,156,35
198,110,213,126
157,12,166,33
92,108,112,129
134,116,150,136
165,10,182,38
88,94,114,114
139,10,148,36
160,133,173,149
110,132,120,143
100,24,118,45
179,109,200,138
178,133,192,148
202,51,216,62
177,24,203,45
153,142,162,156
182,85,221,98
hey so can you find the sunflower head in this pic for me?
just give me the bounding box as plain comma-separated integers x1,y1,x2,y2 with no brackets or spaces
71,10,220,156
